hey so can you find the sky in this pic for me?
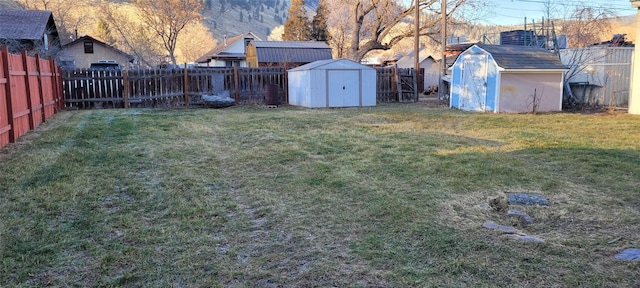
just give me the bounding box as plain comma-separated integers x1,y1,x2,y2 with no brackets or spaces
483,0,637,25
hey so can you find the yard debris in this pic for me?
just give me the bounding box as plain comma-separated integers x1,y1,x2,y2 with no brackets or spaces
508,209,534,224
482,221,545,243
489,196,509,213
615,248,640,261
506,193,550,206
202,91,235,108
482,221,517,234
505,234,544,243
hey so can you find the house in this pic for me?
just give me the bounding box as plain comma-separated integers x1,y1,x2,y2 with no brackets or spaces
195,32,260,67
57,35,135,70
246,41,332,67
287,58,376,108
450,44,567,113
0,9,60,57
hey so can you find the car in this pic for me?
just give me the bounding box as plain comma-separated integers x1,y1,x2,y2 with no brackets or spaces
90,60,122,71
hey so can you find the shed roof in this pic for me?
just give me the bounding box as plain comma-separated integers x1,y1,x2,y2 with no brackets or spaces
475,44,567,70
252,41,332,63
0,9,56,40
288,58,374,71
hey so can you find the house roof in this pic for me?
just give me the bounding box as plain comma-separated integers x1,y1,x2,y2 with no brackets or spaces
475,44,567,70
195,32,260,63
62,35,134,61
288,58,373,71
0,9,56,40
252,41,332,63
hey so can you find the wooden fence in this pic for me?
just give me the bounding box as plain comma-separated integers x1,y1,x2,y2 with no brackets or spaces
0,47,63,149
62,66,421,109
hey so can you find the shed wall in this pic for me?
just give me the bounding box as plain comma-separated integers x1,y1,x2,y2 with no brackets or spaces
498,72,563,113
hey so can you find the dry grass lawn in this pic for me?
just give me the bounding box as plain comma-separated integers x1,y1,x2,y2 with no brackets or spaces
1,104,639,287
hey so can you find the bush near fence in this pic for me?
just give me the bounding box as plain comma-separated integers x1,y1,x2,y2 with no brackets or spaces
0,47,63,149
62,66,422,109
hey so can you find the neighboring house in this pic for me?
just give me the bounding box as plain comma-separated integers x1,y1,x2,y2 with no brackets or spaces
450,44,567,113
246,41,332,67
0,9,60,57
58,35,135,70
560,35,634,107
195,32,261,67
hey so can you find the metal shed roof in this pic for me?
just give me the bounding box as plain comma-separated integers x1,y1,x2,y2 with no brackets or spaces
289,58,374,71
475,44,567,70
0,9,55,40
252,41,332,63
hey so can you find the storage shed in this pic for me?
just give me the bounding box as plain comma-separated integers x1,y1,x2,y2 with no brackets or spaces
288,59,376,108
450,44,567,113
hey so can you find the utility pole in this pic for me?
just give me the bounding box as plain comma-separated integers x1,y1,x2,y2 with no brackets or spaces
414,0,420,102
438,0,447,101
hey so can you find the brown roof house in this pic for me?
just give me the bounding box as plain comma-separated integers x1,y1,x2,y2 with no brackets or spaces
58,35,135,70
195,32,260,67
450,44,567,113
246,41,332,67
0,9,60,57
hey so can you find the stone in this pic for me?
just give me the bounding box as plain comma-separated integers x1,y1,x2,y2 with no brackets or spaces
507,193,550,206
505,234,545,243
482,221,517,234
615,248,640,261
508,209,534,224
202,91,235,108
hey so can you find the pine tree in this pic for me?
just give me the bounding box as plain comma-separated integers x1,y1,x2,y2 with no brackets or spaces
309,0,330,42
283,0,309,41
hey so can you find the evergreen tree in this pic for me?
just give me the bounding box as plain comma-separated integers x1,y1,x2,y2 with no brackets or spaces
282,0,309,41
309,0,330,42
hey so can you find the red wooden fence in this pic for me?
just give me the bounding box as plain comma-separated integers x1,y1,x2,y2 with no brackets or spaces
0,46,63,149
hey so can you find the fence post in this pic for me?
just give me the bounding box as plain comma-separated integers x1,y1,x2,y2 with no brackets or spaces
50,60,62,111
183,65,189,107
123,70,129,108
393,66,400,102
2,46,15,143
234,64,239,104
21,51,35,129
35,54,46,122
284,65,288,104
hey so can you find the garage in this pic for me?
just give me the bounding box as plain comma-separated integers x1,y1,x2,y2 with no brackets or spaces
287,59,376,108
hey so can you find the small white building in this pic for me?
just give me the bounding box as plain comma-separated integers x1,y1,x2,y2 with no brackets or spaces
287,59,376,108
450,44,567,113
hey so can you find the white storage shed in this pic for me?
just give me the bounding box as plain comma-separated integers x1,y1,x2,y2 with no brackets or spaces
287,58,376,108
450,44,567,113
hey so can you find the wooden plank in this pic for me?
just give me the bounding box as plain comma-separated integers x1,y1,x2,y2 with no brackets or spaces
21,51,35,129
123,70,129,108
183,65,189,107
35,54,46,122
2,47,15,143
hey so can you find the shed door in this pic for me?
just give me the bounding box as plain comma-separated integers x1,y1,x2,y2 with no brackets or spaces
460,54,487,111
328,70,360,107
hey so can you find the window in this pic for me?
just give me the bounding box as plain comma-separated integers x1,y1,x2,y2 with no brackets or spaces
84,41,93,54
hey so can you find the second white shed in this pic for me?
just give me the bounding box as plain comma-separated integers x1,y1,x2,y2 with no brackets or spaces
288,58,376,108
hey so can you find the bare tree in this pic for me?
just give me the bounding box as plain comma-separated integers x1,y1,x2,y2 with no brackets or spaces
176,22,217,63
134,0,203,65
99,1,163,68
326,0,482,62
556,4,615,108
